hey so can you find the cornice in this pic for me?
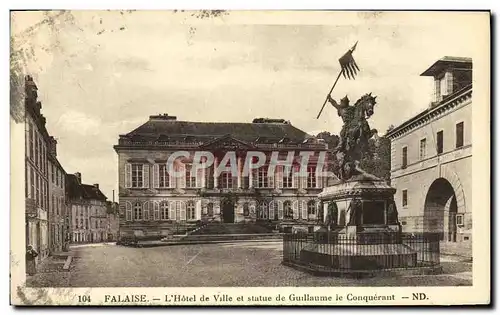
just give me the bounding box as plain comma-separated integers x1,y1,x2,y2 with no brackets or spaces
387,88,472,140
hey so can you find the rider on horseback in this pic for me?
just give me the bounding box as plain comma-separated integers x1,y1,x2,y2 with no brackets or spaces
327,94,356,152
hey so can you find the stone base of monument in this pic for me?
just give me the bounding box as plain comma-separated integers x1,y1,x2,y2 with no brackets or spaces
299,243,418,271
281,171,442,277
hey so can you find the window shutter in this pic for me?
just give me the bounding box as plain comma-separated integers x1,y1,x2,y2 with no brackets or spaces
200,166,206,188
154,202,159,220
316,200,322,220
180,201,186,221
169,201,176,221
269,201,275,220
292,201,299,219
293,167,300,188
278,200,284,219
315,168,322,189
153,164,159,188
125,163,132,188
276,166,283,188
179,164,186,188
196,168,202,188
301,172,307,189
268,167,275,188
301,200,308,219
252,169,258,188
143,164,150,188
195,200,202,220
169,168,175,188
125,202,132,221
143,202,150,221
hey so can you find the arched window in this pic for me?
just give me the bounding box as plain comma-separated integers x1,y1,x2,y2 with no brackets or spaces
243,203,250,216
133,202,142,220
307,200,316,219
187,201,196,220
284,201,293,219
160,201,169,220
258,201,269,219
207,203,214,216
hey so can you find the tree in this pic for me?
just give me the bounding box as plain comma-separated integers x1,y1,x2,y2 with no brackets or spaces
316,130,391,182
359,135,391,181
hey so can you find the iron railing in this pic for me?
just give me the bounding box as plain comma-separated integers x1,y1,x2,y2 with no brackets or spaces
282,232,440,272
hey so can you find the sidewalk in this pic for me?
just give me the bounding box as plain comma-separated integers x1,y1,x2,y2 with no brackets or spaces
440,241,472,259
25,251,74,287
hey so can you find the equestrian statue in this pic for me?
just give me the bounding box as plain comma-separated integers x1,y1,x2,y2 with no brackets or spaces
326,93,378,180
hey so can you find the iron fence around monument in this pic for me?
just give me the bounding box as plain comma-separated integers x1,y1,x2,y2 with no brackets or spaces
282,232,441,274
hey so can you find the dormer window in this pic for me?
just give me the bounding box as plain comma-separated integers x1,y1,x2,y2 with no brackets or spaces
434,71,453,102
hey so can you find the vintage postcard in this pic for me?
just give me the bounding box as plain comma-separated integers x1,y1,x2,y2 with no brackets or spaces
10,10,490,306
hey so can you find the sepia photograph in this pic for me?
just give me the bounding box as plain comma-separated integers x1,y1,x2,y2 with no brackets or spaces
9,9,490,306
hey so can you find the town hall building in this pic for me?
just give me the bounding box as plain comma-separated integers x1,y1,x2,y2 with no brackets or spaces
114,115,328,240
387,56,472,243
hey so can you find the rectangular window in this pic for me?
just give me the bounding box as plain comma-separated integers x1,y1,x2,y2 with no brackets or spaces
187,202,196,220
242,175,249,189
456,214,464,227
185,165,196,188
282,167,293,188
34,133,39,168
205,167,214,189
219,172,234,189
159,164,170,188
51,164,55,183
30,169,35,199
131,164,143,188
28,123,34,159
257,167,269,188
56,168,59,186
456,122,464,148
38,136,42,169
419,138,426,160
402,189,408,207
35,174,40,206
402,146,408,169
437,130,444,154
307,166,316,188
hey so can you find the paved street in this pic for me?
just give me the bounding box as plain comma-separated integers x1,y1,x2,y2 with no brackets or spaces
27,241,472,287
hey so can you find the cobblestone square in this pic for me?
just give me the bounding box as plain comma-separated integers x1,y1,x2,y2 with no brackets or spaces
27,241,472,287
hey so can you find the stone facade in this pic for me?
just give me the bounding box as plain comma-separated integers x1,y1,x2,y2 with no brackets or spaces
114,116,329,240
47,138,68,254
66,173,110,243
387,57,472,242
25,75,50,261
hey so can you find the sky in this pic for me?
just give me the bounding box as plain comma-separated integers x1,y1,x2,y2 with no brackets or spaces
11,10,486,200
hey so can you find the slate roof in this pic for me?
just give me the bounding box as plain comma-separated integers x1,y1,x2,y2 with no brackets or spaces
122,118,311,144
420,56,472,76
66,174,107,201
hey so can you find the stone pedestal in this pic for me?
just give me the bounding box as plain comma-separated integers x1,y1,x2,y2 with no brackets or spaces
295,172,415,271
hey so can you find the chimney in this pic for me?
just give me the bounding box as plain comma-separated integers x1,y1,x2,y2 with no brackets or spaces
74,172,81,184
48,136,57,157
94,183,99,189
149,113,177,121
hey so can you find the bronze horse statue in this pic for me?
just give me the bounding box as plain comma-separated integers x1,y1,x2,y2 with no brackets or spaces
327,92,378,179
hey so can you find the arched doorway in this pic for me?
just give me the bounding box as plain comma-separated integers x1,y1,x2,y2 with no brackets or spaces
221,199,235,223
424,178,458,242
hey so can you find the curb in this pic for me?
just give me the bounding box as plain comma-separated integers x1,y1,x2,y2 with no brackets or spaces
62,255,73,270
124,238,283,248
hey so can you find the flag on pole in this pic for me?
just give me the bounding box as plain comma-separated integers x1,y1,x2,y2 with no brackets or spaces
338,41,360,80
